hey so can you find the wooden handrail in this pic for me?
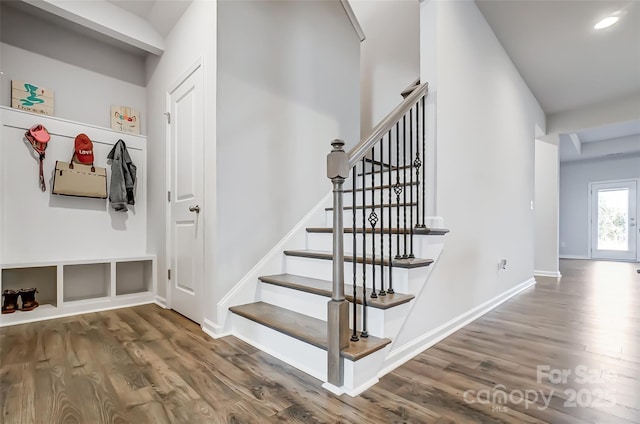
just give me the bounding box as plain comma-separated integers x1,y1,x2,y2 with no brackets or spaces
347,83,428,168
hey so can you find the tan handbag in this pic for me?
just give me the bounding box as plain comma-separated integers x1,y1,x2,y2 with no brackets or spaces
52,160,107,199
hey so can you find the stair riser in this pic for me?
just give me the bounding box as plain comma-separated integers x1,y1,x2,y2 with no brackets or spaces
324,207,414,227
307,231,441,258
285,255,433,294
230,313,327,381
258,283,406,338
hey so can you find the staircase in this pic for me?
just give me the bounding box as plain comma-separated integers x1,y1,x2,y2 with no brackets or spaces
222,83,448,396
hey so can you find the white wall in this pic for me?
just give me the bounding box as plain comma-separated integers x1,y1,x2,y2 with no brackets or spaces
215,0,360,322
0,4,146,131
534,140,560,275
145,0,217,303
559,155,640,258
350,0,420,136
398,0,545,345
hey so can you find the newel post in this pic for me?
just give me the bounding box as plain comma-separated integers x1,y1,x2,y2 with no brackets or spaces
326,139,350,387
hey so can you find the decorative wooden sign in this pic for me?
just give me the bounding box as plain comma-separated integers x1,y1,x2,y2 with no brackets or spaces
111,105,140,135
11,80,54,116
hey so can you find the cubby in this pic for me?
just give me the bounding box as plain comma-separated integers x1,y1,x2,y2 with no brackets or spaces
63,263,110,302
116,260,152,296
1,266,58,308
0,256,156,326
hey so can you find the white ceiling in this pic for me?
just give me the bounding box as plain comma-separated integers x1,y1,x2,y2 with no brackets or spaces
476,0,640,116
107,0,192,37
476,0,640,161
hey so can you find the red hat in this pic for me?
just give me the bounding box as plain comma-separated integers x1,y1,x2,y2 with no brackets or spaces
28,124,50,143
74,133,94,164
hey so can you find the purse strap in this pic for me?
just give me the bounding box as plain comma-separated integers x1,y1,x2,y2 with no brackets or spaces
69,153,96,173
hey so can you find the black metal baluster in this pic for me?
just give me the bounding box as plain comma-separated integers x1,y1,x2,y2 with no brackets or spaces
360,158,368,338
369,146,378,299
415,97,425,229
409,106,415,259
394,123,402,259
379,137,386,297
388,128,395,294
421,95,427,228
351,168,359,342
402,114,408,259
378,130,391,296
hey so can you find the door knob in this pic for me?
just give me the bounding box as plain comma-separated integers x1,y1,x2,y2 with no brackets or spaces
189,205,200,213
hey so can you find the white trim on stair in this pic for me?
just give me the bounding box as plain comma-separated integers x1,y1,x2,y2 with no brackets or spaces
534,270,562,278
378,277,537,377
202,318,230,339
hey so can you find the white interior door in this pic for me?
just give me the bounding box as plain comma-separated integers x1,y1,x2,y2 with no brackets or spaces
590,180,637,261
168,64,204,323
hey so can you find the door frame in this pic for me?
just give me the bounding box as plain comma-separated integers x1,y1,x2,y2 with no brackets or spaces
588,178,639,262
164,58,205,312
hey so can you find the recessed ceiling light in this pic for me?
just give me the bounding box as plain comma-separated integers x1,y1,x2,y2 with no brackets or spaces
594,16,619,30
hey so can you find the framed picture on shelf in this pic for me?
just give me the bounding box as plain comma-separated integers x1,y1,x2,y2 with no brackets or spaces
111,105,140,135
11,80,54,116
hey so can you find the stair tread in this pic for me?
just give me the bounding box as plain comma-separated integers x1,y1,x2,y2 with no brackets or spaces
344,181,417,193
229,301,391,361
259,274,414,309
307,227,450,236
325,202,417,211
284,249,434,269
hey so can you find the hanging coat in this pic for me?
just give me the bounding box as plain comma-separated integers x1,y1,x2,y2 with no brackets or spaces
107,139,137,212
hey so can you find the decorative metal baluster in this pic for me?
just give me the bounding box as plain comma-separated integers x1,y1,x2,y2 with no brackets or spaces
402,114,408,259
360,158,368,338
369,146,378,299
351,169,359,342
379,138,386,297
394,122,402,259
415,97,425,229
388,128,395,294
421,95,427,228
378,134,391,296
409,106,415,259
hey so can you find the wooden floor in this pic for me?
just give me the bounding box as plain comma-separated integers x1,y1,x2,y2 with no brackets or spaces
1,260,639,423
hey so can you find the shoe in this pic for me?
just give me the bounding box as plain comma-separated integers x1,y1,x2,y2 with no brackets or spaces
18,288,39,311
2,289,19,314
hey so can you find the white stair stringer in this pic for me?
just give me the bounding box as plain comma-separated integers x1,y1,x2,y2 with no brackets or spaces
211,191,332,337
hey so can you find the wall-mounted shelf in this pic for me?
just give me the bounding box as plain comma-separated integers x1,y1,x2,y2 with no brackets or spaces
0,255,156,326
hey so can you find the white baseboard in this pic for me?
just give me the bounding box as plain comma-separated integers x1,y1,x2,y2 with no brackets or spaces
534,270,562,278
202,318,231,339
560,255,590,260
154,296,167,308
380,277,536,376
322,382,344,396
342,377,379,397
